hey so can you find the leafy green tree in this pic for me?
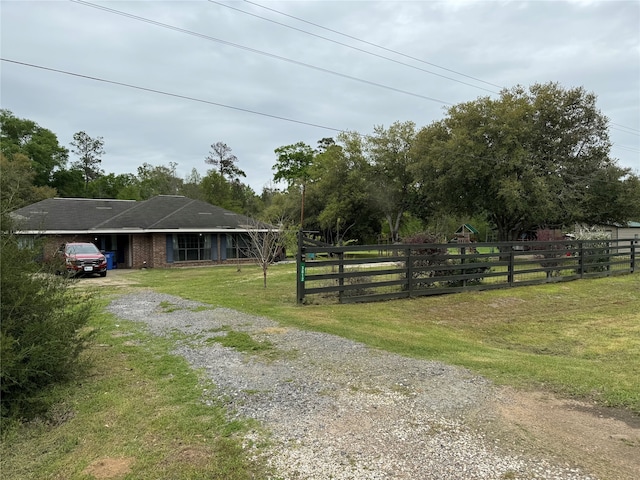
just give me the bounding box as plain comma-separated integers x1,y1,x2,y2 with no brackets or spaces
180,168,205,200
413,83,628,241
366,121,419,242
201,169,235,209
579,166,640,225
312,132,380,244
49,167,87,198
0,109,68,186
0,153,56,213
136,162,182,199
87,173,139,199
205,142,246,181
273,142,315,227
70,131,105,189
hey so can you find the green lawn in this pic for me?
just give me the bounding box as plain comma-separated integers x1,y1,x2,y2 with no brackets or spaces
2,264,637,479
132,263,640,413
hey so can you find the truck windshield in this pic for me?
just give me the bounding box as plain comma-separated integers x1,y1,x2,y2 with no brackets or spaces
67,244,100,254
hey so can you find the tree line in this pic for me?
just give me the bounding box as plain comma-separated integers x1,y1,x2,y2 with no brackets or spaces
3,82,640,244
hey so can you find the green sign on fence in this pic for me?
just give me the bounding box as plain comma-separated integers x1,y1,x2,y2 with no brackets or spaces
300,263,306,282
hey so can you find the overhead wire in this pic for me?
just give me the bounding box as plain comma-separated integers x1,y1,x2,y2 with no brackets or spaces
241,0,640,137
242,0,503,90
208,0,499,95
70,0,453,106
71,0,638,135
6,2,638,162
4,57,637,177
610,123,640,136
0,58,347,134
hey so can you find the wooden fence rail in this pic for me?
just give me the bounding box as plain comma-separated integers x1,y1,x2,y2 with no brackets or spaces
296,233,637,304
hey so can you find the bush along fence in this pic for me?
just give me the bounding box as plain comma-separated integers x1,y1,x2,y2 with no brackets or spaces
296,232,638,304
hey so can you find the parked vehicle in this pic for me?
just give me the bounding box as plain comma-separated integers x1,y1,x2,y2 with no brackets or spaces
57,242,107,277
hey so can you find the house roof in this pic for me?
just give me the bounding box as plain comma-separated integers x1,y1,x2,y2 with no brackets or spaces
11,196,266,234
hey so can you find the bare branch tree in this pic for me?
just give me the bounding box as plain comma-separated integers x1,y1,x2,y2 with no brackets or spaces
242,219,286,288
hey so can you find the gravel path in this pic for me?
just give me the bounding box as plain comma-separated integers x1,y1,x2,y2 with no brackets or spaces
107,291,597,480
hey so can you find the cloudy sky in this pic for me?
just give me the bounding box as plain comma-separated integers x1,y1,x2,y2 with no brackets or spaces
2,0,639,193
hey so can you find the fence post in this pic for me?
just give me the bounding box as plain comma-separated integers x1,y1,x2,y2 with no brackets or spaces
630,240,636,274
406,247,413,297
578,241,585,278
507,247,515,287
460,246,466,288
296,230,305,304
338,251,345,303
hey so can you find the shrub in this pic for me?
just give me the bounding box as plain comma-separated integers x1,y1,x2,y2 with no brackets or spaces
571,225,611,273
0,218,94,420
443,257,491,287
403,232,449,288
534,228,568,278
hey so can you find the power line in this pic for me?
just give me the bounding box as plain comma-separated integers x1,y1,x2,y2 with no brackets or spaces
612,144,640,154
243,0,503,90
209,0,499,95
243,0,640,136
4,57,636,170
70,0,453,106
0,58,347,134
610,123,640,136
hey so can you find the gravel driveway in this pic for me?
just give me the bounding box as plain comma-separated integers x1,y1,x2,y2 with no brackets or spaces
107,291,597,479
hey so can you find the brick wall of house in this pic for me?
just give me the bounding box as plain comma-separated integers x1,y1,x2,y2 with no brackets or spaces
152,234,167,268
131,234,153,269
42,234,97,260
146,233,254,269
39,233,253,270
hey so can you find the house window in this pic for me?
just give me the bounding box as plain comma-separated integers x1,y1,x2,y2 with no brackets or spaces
173,234,211,261
226,234,251,259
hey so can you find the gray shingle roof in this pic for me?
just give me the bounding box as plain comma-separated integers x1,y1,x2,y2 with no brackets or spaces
11,196,262,233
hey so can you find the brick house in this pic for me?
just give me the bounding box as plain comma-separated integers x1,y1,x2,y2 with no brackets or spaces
11,195,273,269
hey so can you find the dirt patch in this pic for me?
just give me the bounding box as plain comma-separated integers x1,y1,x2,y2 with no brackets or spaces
495,387,640,480
82,457,134,479
75,269,140,288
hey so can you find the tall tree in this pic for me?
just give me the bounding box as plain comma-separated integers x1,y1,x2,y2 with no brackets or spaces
0,109,68,186
273,142,315,227
50,167,86,198
87,173,139,199
413,82,632,241
205,142,246,181
312,132,380,244
70,131,105,189
0,153,56,215
136,162,182,199
180,168,205,200
366,121,419,242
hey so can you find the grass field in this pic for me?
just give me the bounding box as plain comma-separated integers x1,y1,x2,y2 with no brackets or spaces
133,263,640,413
2,264,638,479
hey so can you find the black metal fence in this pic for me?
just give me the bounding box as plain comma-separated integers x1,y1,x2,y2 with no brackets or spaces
296,233,637,304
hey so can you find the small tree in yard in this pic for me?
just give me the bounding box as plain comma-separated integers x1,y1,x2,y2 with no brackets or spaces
243,220,284,288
